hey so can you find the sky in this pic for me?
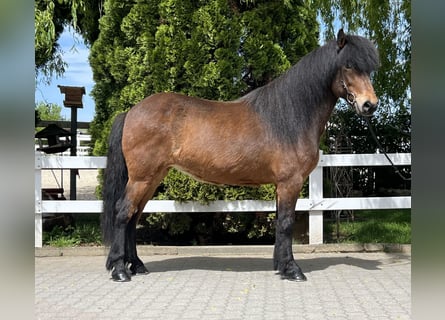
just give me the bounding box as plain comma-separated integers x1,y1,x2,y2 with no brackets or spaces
35,28,95,122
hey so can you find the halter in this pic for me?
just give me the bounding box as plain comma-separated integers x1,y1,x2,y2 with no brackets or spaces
340,79,356,106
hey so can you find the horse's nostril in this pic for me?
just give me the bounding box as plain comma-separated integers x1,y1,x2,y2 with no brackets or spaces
364,101,377,113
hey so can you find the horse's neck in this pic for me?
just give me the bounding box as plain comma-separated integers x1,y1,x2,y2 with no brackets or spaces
285,61,338,139
310,95,338,142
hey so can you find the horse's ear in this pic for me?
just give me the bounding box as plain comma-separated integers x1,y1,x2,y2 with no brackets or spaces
337,29,346,50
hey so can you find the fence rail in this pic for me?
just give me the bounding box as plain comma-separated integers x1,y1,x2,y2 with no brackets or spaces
35,152,411,247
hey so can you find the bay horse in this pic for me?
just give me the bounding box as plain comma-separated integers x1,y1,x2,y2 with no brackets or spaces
101,29,379,282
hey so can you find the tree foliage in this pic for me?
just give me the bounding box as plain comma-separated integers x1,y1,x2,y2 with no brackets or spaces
35,101,63,122
35,0,102,82
88,0,318,242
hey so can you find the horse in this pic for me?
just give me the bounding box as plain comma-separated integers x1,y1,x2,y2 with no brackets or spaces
101,29,379,282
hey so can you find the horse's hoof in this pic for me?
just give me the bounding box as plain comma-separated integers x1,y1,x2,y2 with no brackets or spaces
280,270,307,282
130,264,149,275
111,269,131,282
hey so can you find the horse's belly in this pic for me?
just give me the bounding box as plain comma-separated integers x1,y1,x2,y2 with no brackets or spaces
171,148,274,187
172,164,271,186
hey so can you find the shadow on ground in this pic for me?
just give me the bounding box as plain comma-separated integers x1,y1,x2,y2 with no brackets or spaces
143,254,410,274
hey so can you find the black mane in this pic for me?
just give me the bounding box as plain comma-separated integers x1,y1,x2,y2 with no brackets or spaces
240,33,379,144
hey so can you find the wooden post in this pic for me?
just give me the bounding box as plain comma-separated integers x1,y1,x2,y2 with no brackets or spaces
58,86,85,200
308,151,324,244
35,153,43,247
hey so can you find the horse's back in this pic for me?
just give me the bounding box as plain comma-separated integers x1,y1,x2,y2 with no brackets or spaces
125,91,264,143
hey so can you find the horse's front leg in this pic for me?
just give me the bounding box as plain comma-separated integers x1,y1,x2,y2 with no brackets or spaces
274,182,307,281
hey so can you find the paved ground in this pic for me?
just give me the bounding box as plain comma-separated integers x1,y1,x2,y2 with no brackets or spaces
35,251,411,319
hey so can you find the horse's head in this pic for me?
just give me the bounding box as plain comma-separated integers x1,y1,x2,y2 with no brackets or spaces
332,65,379,117
331,29,379,117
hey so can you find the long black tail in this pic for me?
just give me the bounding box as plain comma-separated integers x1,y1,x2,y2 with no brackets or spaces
101,112,128,246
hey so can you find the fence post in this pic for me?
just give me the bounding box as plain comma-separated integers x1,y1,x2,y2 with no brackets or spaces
35,153,43,248
308,151,323,244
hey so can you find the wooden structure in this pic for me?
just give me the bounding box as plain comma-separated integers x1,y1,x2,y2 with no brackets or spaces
58,85,85,200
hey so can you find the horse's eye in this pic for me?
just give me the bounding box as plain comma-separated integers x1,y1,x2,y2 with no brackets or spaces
345,63,353,70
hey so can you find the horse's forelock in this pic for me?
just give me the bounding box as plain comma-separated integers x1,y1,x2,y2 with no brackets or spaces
340,35,380,74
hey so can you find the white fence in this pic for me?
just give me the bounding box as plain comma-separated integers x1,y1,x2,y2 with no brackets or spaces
35,152,411,247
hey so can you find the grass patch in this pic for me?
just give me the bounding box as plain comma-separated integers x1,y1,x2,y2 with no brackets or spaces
43,214,102,247
324,209,411,244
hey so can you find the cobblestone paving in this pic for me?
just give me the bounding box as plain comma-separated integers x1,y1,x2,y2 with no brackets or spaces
35,252,411,319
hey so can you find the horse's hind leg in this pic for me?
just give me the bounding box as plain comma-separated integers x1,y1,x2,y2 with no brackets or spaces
105,194,134,282
106,180,157,282
125,210,149,275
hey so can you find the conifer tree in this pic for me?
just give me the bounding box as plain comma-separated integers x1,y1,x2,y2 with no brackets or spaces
88,0,318,241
